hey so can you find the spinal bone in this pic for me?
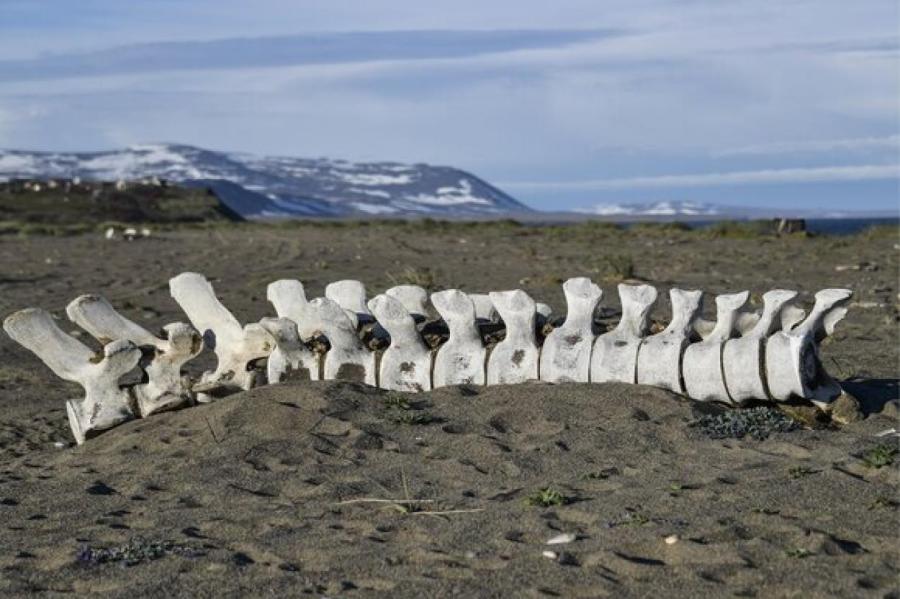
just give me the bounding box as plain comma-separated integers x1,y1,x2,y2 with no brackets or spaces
431,289,486,387
368,293,432,392
3,308,140,444
325,279,372,329
66,294,202,416
636,288,703,393
258,317,320,384
682,291,750,402
591,284,657,384
487,290,539,385
385,285,429,322
3,269,858,445
306,297,376,385
539,277,602,383
765,288,852,409
267,278,324,341
169,272,273,400
470,293,500,323
722,290,801,405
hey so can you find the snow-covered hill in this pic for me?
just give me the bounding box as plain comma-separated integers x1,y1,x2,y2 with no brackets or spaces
0,144,531,218
576,200,728,217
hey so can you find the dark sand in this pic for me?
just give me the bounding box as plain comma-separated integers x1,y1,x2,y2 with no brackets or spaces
0,222,897,597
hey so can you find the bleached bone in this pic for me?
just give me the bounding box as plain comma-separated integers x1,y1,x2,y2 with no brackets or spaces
539,278,602,383
694,311,761,340
682,291,750,402
65,295,202,416
765,288,852,408
534,301,553,330
3,308,140,444
722,290,800,405
368,294,432,392
591,284,658,383
470,293,500,323
325,280,371,329
536,302,552,319
169,273,273,400
636,288,703,393
486,290,539,385
385,285,429,321
431,289,486,387
258,317,320,383
306,297,376,385
267,279,321,340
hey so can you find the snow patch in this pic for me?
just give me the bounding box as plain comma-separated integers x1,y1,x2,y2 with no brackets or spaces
340,172,414,186
351,202,399,214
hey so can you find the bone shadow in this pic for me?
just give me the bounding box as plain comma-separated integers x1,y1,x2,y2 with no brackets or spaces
841,378,899,416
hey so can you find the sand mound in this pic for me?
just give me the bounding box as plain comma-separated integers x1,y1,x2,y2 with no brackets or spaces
1,381,897,597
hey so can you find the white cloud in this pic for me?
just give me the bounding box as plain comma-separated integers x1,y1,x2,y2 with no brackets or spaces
715,135,900,156
500,164,900,191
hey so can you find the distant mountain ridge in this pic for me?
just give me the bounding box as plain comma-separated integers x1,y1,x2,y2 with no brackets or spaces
576,200,725,217
572,199,892,219
0,144,531,218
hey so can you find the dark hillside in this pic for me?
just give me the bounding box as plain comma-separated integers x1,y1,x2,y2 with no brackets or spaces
0,179,241,225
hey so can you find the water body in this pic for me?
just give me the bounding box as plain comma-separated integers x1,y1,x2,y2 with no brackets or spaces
626,217,899,236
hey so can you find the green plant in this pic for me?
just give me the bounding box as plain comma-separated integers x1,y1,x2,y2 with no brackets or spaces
788,466,818,479
524,487,567,508
784,548,814,559
690,407,798,440
383,393,411,411
861,444,898,469
392,411,434,426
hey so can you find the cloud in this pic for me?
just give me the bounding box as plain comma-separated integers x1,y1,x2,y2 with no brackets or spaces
713,135,900,157
500,164,900,190
0,29,619,82
0,0,897,211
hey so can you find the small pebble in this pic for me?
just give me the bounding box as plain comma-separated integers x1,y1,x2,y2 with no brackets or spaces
546,533,576,545
53,441,66,449
542,550,558,560
665,534,679,545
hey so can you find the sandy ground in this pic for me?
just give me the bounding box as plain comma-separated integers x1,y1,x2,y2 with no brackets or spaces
0,222,897,597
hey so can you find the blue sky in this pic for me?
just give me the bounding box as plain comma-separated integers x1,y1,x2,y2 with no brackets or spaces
0,0,897,213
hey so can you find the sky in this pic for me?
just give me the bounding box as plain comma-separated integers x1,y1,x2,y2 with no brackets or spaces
0,0,897,213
